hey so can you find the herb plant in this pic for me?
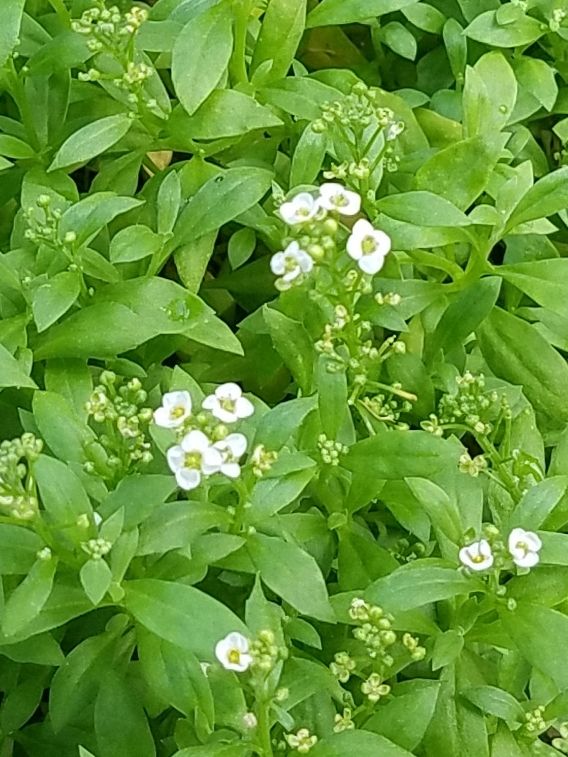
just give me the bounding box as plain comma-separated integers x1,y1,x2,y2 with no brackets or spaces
1,0,568,755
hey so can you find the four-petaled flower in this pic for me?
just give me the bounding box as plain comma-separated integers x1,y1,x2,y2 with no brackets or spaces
214,433,248,478
270,241,313,284
347,219,391,275
215,631,252,672
459,539,494,572
153,390,192,428
166,430,222,490
508,527,542,568
318,182,361,215
202,382,254,424
279,192,320,225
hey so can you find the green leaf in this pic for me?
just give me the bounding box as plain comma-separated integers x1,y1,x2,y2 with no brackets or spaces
377,191,470,227
464,10,544,47
32,271,81,332
95,670,156,757
402,3,445,33
507,167,568,228
0,343,36,389
33,454,91,524
32,391,94,463
416,137,500,210
110,225,163,263
501,603,568,690
80,559,112,605
183,89,283,140
463,52,517,137
432,629,464,670
251,0,307,81
507,476,568,531
48,115,132,172
59,192,143,247
501,259,568,319
405,478,462,544
363,680,441,751
0,134,34,159
176,167,273,243
538,532,568,566
307,0,419,28
247,465,316,522
123,579,248,660
2,557,57,637
317,356,348,439
172,3,233,116
477,308,568,431
263,306,314,393
290,125,327,186
462,685,524,722
514,57,558,112
0,0,25,68
381,22,417,60
246,533,334,621
254,396,317,450
311,730,415,757
228,227,256,269
0,525,43,575
366,560,478,613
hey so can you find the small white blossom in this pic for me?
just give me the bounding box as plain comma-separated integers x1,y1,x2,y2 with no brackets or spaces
243,712,258,729
270,241,313,283
318,183,361,216
508,528,542,568
166,430,222,490
347,219,391,275
214,433,247,478
279,192,320,225
202,382,254,424
153,390,192,428
215,631,252,672
459,539,494,572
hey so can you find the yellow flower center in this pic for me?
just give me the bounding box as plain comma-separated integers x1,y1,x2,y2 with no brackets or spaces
169,405,186,419
228,648,241,664
220,397,236,412
332,193,347,207
184,452,202,469
362,235,377,255
471,553,485,564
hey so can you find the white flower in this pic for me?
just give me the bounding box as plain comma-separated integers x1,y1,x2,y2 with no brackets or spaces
347,219,391,275
153,390,192,428
243,712,258,729
318,183,361,216
508,528,542,568
270,241,313,283
166,430,222,490
279,192,320,225
215,631,252,672
202,382,254,424
459,539,494,572
214,433,248,478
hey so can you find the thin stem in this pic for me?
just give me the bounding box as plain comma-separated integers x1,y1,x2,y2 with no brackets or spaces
230,0,252,85
257,700,274,757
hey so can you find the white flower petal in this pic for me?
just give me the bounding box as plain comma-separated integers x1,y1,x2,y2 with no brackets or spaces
154,406,176,428
346,235,363,261
235,396,254,419
270,252,287,275
222,461,241,478
166,445,184,472
225,433,248,457
351,218,374,239
513,551,540,568
295,250,314,273
176,467,201,490
319,183,361,215
358,251,386,275
459,540,494,571
217,382,242,401
215,632,252,672
163,390,191,411
181,429,210,453
279,193,319,225
202,395,217,411
281,265,301,283
201,447,223,475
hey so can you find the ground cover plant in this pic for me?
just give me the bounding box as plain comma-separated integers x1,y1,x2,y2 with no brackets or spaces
3,0,568,755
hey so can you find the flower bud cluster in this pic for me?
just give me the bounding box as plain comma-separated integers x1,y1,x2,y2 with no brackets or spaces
550,8,566,32
72,3,148,53
349,598,397,665
437,372,499,435
0,434,43,520
81,537,112,560
402,632,426,662
251,444,278,477
324,158,370,183
85,372,153,481
360,390,413,428
522,705,547,737
23,195,76,259
391,537,426,563
552,722,568,753
374,292,402,306
313,82,396,134
317,434,348,466
250,629,287,672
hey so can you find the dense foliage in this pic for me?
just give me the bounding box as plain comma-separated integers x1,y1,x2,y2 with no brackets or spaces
2,0,568,755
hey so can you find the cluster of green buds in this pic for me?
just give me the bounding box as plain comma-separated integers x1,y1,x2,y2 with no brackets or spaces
250,629,287,672
72,3,148,53
317,434,348,466
284,728,318,754
333,707,355,733
81,537,112,560
458,452,488,478
391,537,426,564
0,434,43,520
250,444,278,478
374,292,402,307
402,633,426,662
550,8,567,32
359,388,413,428
349,598,397,667
314,82,396,134
437,372,499,435
521,706,547,738
23,194,76,258
324,158,371,183
84,371,153,482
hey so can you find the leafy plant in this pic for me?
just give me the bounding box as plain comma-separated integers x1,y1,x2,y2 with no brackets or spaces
1,0,568,755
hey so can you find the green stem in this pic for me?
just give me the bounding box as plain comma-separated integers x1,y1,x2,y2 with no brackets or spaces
230,0,252,84
47,0,71,23
257,700,274,757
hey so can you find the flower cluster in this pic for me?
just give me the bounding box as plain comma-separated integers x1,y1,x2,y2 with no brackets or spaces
154,383,254,491
72,3,148,53
361,672,391,703
84,372,153,482
436,372,500,436
0,434,43,520
214,629,286,674
360,389,413,428
317,434,348,466
271,183,391,290
522,705,547,737
250,444,278,477
23,194,76,259
81,537,112,560
459,527,542,572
